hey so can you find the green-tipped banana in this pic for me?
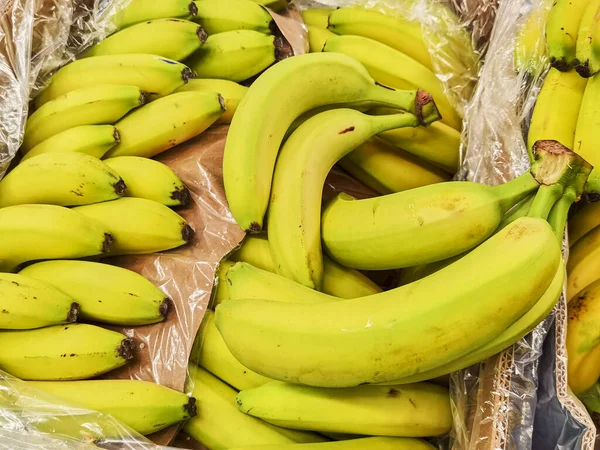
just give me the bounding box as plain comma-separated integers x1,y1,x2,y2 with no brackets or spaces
231,438,436,450
0,324,133,380
104,156,189,206
546,0,592,70
307,26,337,52
20,260,169,326
0,153,125,207
302,8,335,28
176,78,247,123
112,0,198,29
30,380,196,435
194,0,274,34
104,91,224,159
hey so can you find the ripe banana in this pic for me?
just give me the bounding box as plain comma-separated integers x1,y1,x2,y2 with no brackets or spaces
231,437,436,450
176,78,247,124
0,204,112,272
86,19,206,62
104,156,189,206
194,0,274,34
307,26,337,53
236,381,451,437
0,273,78,329
327,7,433,71
567,226,600,300
213,260,236,306
0,324,133,380
574,75,600,194
546,0,592,70
22,125,119,161
35,54,194,108
187,30,279,82
29,380,195,435
323,34,461,130
229,235,381,298
20,260,169,326
575,0,600,76
339,138,451,195
514,4,551,73
215,216,560,387
321,173,538,270
23,84,144,151
302,8,335,28
223,52,439,232
569,202,600,245
74,197,194,256
0,153,125,207
112,0,197,30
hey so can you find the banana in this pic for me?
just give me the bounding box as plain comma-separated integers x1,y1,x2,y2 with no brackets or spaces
569,202,600,245
302,8,335,28
338,138,451,195
22,125,119,161
223,52,439,232
0,324,133,380
253,0,289,11
176,78,247,123
231,438,436,450
194,0,274,34
514,4,551,73
29,380,195,435
104,91,224,159
112,0,197,29
0,273,79,329
575,0,600,76
546,0,592,70
74,197,194,256
236,381,451,437
104,156,190,206
0,153,125,208
229,235,381,298
86,19,207,62
321,173,538,270
20,260,169,326
35,54,194,108
323,34,461,130
567,226,600,300
186,30,279,82
574,75,600,194
0,204,112,272
307,26,337,53
327,7,433,71
23,84,144,151
213,260,236,306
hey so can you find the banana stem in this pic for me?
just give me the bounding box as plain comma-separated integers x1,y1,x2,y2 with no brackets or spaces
493,172,540,212
369,85,440,126
527,184,565,220
548,187,577,242
372,112,420,134
496,193,535,232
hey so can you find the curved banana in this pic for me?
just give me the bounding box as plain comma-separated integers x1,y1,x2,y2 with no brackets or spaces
176,78,247,123
323,34,461,130
546,0,592,70
29,380,195,435
20,260,169,326
302,8,335,28
23,84,144,151
569,202,600,245
236,381,451,437
307,26,337,53
0,204,112,273
223,52,439,232
187,30,279,82
74,197,194,256
574,75,600,194
194,0,273,34
231,437,436,450
514,4,551,73
0,324,133,380
104,91,224,159
327,7,433,71
0,273,78,329
22,125,119,161
567,225,600,300
104,156,189,206
86,19,206,61
321,173,538,270
35,54,194,108
112,0,197,29
575,0,600,76
0,153,125,207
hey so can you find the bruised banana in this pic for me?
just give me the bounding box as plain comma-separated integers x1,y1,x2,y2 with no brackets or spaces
112,0,197,29
546,0,592,70
231,438,437,450
575,0,600,76
194,0,274,34
307,26,337,53
574,75,600,194
176,78,247,123
223,52,439,232
21,260,169,326
0,324,133,380
568,202,600,245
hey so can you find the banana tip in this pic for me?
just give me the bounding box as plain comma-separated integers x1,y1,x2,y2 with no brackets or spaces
182,67,197,84
182,224,195,243
415,89,439,126
188,1,198,17
118,338,135,361
159,298,171,319
67,302,80,323
102,233,114,253
576,61,591,78
550,57,570,73
184,397,197,418
114,179,127,197
247,222,262,234
196,26,208,44
113,128,121,144
171,187,191,206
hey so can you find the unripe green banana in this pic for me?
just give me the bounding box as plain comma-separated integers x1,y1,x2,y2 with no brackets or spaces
0,204,112,272
22,125,119,161
307,26,337,52
0,324,133,380
0,153,125,207
569,202,600,246
302,8,335,28
0,273,79,329
194,0,274,34
74,197,194,256
20,260,169,326
29,380,196,435
104,156,189,206
112,0,198,30
86,19,207,61
104,91,224,159
175,78,247,124
231,437,436,450
546,0,591,70
23,84,144,151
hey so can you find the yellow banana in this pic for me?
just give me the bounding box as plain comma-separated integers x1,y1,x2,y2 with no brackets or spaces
194,0,273,34
231,438,436,450
86,19,206,61
302,8,335,28
307,26,337,53
0,324,133,380
20,260,169,326
574,75,600,194
23,84,144,151
546,0,593,70
213,260,236,306
0,153,125,207
567,225,600,300
104,91,224,159
22,125,119,161
0,273,78,329
575,0,600,76
176,78,247,124
112,0,197,29
104,156,190,206
35,54,194,108
74,197,194,256
514,3,551,73
569,202,600,245
223,52,439,232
